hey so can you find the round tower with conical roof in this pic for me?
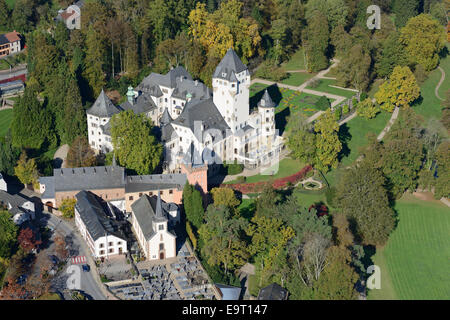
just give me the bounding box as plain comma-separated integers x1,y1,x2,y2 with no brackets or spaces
258,89,276,138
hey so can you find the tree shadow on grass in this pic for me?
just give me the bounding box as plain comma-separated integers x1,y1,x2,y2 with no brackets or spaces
337,123,352,161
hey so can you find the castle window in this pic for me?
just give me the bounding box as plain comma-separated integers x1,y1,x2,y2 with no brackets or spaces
100,250,105,255
108,249,113,253
169,190,173,194
159,243,164,249
159,225,164,231
129,196,134,201
149,192,153,195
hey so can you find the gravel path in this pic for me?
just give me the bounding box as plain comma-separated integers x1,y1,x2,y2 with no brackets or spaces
435,66,445,101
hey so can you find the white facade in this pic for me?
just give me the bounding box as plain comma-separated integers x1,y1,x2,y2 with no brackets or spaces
75,206,128,259
87,114,113,153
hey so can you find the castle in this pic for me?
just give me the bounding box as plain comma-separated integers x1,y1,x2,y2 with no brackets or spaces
86,48,283,176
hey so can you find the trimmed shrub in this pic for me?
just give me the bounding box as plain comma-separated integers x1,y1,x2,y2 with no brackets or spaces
309,78,321,88
334,107,342,121
224,160,244,175
316,96,331,111
342,104,349,114
236,176,246,183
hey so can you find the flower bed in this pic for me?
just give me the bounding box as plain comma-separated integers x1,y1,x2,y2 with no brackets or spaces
220,165,313,194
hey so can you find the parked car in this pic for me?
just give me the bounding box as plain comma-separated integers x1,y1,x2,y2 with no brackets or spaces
82,264,90,272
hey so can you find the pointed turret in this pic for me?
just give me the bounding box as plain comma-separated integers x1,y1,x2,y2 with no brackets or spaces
212,48,248,81
160,107,173,126
258,89,276,108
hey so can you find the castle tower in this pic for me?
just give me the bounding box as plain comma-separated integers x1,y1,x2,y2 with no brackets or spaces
212,48,250,133
258,89,276,150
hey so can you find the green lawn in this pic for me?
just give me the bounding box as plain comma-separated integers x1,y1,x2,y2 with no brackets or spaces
0,109,13,137
239,198,256,221
412,51,450,122
307,79,357,98
225,158,306,184
0,59,11,71
338,111,391,167
281,48,306,71
280,72,315,86
368,196,450,300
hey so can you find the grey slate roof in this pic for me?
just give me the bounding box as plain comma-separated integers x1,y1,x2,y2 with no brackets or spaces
75,191,125,241
213,48,248,81
161,123,177,142
125,173,187,193
131,194,176,241
0,190,31,216
160,108,172,126
39,176,55,199
258,89,276,108
87,89,122,118
120,93,157,115
257,283,288,300
172,98,230,135
100,121,111,136
171,77,211,101
52,166,126,192
138,67,192,93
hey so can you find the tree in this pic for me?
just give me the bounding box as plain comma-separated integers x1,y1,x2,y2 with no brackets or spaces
182,182,204,231
54,235,69,260
375,32,408,78
305,0,349,31
286,112,317,166
0,132,20,176
247,215,294,287
199,205,249,275
17,228,41,253
255,183,281,218
314,109,342,171
83,26,107,98
0,0,10,29
392,0,419,28
110,110,162,175
0,210,18,259
210,188,240,215
303,11,329,72
356,98,380,119
66,136,96,168
11,87,55,150
14,152,39,189
336,161,395,246
11,0,35,33
59,198,77,219
434,141,450,199
375,66,420,112
399,14,446,71
382,108,424,198
308,246,359,299
335,44,371,91
296,233,330,286
430,2,448,26
0,277,27,300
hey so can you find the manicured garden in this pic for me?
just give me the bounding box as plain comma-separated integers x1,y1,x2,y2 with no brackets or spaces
0,109,14,137
307,78,357,98
368,195,450,300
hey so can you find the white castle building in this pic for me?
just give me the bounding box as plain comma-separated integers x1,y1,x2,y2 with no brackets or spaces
86,48,283,175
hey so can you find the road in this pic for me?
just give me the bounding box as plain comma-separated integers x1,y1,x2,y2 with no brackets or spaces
41,213,107,300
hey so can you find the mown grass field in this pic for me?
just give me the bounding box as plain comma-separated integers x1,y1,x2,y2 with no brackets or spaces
368,195,450,300
412,51,450,123
0,109,13,137
281,48,306,71
281,72,315,86
307,79,357,98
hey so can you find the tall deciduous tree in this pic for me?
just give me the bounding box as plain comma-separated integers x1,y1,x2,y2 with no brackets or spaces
399,14,446,71
303,11,329,72
182,182,204,231
0,210,18,259
286,112,317,166
392,0,419,28
199,205,249,275
14,152,39,189
336,44,371,91
83,26,107,98
210,188,240,215
66,136,96,168
314,109,342,171
336,161,395,246
375,66,420,112
110,110,162,175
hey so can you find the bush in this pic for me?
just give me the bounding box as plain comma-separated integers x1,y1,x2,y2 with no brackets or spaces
334,107,342,121
316,96,331,111
224,160,244,175
342,104,349,114
360,92,368,101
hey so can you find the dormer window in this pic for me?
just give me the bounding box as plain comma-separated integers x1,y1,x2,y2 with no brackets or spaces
222,72,226,77
159,224,164,231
